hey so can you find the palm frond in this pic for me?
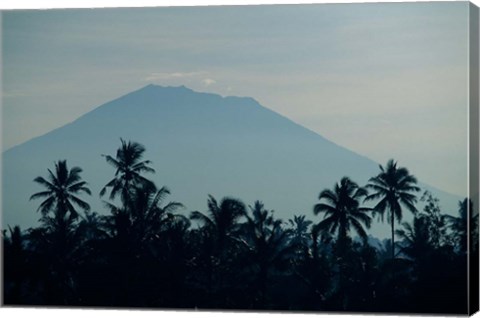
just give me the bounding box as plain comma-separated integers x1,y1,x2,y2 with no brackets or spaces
318,189,338,205
190,210,215,229
32,176,55,190
313,202,336,216
29,190,53,201
350,218,368,241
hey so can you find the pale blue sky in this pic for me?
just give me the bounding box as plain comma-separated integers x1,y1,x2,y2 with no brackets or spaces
1,2,470,196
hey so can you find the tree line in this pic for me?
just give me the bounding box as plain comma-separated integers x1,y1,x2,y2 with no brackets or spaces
3,139,478,314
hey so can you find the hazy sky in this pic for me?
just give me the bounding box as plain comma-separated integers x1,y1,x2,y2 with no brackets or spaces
1,2,470,196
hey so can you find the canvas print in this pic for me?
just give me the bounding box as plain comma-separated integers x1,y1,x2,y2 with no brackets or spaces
1,1,479,315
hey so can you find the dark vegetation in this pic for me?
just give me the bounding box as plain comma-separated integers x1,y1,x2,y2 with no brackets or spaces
2,139,478,314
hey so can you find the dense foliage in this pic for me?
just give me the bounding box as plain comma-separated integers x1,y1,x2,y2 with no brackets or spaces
2,140,478,314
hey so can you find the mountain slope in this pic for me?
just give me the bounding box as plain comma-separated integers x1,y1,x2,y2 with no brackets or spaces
2,85,461,238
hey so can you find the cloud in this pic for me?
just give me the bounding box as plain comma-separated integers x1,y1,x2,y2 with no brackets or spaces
144,72,217,88
202,78,216,86
144,71,204,81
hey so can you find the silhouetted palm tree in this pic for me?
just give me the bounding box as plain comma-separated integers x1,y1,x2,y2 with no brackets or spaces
289,215,313,243
241,201,294,307
103,186,183,245
190,195,246,252
365,159,420,261
310,223,322,261
28,160,92,305
100,185,184,306
100,139,156,205
77,211,109,242
3,226,26,304
314,177,371,255
189,195,246,303
446,198,472,253
395,217,432,261
288,215,313,259
30,160,91,221
313,177,371,309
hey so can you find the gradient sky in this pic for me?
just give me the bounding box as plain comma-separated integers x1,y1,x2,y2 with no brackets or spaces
1,2,470,197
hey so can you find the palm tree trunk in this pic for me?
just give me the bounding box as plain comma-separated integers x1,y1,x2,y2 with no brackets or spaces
391,210,395,261
312,236,319,261
259,263,268,308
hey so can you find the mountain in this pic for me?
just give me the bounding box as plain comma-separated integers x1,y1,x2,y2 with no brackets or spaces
2,84,461,238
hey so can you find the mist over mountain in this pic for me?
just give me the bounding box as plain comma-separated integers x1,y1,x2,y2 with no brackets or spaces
2,84,461,238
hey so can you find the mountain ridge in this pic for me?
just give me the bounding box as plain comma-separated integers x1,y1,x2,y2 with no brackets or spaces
2,85,462,238
3,85,380,167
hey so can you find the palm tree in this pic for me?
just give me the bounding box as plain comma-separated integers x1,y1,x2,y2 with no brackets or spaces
190,195,246,252
365,159,420,261
100,139,156,206
313,177,371,310
314,177,372,255
189,195,246,301
28,160,91,305
100,185,184,305
311,223,322,261
288,215,313,244
288,215,313,258
30,160,91,221
446,198,473,253
76,211,109,242
3,226,25,304
395,217,432,261
240,201,294,307
103,186,183,246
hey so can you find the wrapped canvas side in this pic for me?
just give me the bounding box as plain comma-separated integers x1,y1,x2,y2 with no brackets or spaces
469,2,480,316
